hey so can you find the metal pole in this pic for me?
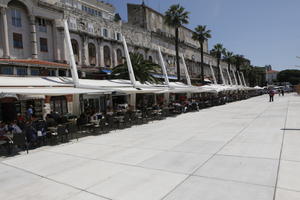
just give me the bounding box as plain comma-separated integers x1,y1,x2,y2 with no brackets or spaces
237,71,242,86
63,19,79,87
232,69,238,85
209,61,217,84
158,47,170,87
226,68,233,85
241,72,247,86
181,54,191,86
219,64,225,85
122,35,136,87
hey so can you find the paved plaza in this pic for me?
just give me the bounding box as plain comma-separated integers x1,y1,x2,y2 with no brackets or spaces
1,93,300,200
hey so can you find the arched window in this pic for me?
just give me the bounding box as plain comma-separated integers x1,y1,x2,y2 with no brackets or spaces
88,43,96,66
103,46,111,67
71,39,79,64
148,56,153,62
116,49,123,65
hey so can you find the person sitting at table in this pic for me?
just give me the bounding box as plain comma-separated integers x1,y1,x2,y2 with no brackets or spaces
10,121,22,134
0,122,8,139
46,114,57,127
77,113,88,128
106,107,114,116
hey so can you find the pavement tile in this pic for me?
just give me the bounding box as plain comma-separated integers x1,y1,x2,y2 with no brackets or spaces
277,160,300,191
195,155,278,186
87,166,187,200
164,176,274,200
0,175,79,200
170,139,225,154
98,147,162,165
275,188,300,200
65,192,109,200
48,160,128,189
48,142,126,159
3,151,87,176
139,151,211,174
218,142,282,159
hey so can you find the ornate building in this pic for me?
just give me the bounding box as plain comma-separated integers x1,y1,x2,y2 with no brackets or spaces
0,0,237,82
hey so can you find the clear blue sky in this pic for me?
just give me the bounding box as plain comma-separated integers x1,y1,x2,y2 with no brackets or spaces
107,0,300,70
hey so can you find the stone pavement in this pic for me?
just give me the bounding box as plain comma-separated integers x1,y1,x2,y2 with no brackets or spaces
1,93,300,200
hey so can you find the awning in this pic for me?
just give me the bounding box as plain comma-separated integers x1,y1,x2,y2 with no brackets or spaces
19,95,45,100
113,87,163,94
0,87,112,96
0,93,18,99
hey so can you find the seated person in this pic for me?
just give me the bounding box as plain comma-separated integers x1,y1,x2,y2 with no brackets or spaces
11,121,22,134
46,114,57,127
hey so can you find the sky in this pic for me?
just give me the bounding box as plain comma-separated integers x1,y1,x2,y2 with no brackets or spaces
107,0,300,71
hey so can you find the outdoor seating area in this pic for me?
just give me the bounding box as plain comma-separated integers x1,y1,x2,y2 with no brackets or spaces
0,88,262,156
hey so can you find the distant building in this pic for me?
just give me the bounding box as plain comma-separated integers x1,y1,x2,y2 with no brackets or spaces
266,70,279,84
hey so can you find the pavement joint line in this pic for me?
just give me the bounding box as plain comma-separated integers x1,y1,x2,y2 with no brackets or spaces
276,186,300,193
0,162,113,200
191,174,275,188
214,153,280,161
272,98,290,200
280,158,300,163
160,97,274,200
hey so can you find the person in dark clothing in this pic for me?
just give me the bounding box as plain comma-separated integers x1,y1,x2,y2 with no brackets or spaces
24,121,37,144
269,90,275,102
281,89,285,96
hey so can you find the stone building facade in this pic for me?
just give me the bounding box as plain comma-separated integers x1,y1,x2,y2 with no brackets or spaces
0,0,237,82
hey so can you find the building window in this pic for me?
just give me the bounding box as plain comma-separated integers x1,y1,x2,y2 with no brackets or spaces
11,9,21,27
40,38,48,52
103,46,111,67
71,39,80,64
49,69,56,76
37,18,47,32
116,32,122,41
50,96,68,115
58,70,66,76
1,67,13,75
87,23,94,33
16,67,27,75
13,33,23,49
116,49,123,65
88,43,96,66
68,17,77,30
30,68,40,76
149,56,153,62
102,28,108,37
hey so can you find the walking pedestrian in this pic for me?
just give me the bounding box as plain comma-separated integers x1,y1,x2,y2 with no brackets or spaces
269,90,275,102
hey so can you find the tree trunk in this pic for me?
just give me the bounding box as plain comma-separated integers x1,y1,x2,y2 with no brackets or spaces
200,43,204,83
175,28,180,81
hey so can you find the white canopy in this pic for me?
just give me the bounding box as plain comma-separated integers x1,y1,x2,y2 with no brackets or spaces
0,76,72,87
0,87,111,95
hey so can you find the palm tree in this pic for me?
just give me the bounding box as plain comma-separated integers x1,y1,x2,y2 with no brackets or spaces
210,43,226,83
164,4,189,81
223,50,234,84
192,25,211,83
112,52,161,84
233,54,245,85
